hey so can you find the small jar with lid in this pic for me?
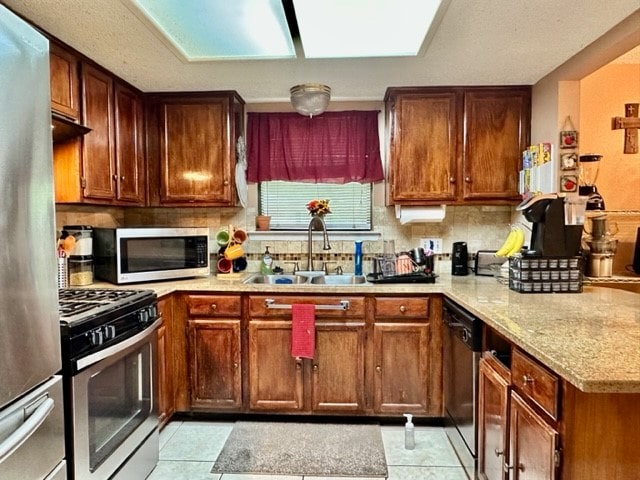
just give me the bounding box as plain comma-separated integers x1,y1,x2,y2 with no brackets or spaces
69,256,94,286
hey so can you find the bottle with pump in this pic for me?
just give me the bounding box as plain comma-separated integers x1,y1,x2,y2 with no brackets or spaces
260,246,273,275
403,413,415,450
354,241,363,276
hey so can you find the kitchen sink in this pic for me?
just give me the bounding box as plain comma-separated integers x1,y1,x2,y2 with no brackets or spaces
309,274,368,285
243,273,369,285
243,274,309,284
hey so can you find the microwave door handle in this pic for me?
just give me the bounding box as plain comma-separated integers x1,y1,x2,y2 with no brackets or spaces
76,317,161,371
0,397,55,463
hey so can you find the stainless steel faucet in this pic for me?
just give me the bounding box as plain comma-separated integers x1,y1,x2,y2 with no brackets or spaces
307,215,331,271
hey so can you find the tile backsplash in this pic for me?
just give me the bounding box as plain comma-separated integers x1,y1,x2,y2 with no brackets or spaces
56,204,513,275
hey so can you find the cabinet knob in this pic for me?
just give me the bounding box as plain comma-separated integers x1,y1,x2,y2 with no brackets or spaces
223,180,229,186
112,174,118,181
210,303,217,311
522,374,535,385
449,177,456,183
494,448,503,458
399,305,406,313
465,176,471,183
503,462,525,473
233,362,238,369
313,364,319,371
376,366,382,373
120,175,125,181
295,360,302,370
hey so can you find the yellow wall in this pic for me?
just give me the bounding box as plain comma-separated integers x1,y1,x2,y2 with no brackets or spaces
580,63,640,211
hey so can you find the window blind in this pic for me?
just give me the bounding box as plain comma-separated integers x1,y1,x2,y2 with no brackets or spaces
259,181,372,230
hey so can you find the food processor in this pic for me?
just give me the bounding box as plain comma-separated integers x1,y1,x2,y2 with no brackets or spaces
583,214,618,277
578,154,605,210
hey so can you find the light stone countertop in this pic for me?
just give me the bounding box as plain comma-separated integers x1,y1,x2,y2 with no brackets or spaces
91,272,640,394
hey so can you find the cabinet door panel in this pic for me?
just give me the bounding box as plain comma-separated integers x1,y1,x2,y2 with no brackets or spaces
49,44,79,120
509,391,557,480
248,321,304,411
188,319,242,409
478,358,510,480
312,323,365,412
157,297,174,426
389,92,459,202
373,323,430,414
81,63,115,200
160,101,231,204
463,89,530,200
114,83,145,204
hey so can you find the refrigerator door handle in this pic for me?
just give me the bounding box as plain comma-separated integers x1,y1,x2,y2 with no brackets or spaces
0,397,54,464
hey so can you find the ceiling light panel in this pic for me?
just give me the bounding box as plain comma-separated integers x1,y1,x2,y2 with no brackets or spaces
293,0,442,58
125,0,296,61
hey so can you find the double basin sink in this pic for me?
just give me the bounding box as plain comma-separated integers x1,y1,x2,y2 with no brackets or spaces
243,273,368,286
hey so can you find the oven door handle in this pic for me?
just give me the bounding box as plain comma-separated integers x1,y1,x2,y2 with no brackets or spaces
76,317,161,371
0,396,54,464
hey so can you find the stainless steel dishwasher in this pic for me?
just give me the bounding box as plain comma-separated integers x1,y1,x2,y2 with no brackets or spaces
443,298,483,480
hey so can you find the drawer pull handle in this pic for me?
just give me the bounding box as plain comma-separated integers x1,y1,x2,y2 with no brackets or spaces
399,305,406,313
210,304,217,311
522,374,535,385
264,299,350,311
494,449,503,458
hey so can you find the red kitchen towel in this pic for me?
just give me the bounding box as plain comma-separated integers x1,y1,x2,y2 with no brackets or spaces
291,303,316,359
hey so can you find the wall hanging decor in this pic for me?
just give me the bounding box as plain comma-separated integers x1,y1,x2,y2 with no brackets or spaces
611,103,640,154
560,116,578,149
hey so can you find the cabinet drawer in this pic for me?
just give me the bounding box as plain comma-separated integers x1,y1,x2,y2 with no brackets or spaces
248,296,365,318
375,297,430,319
511,348,559,420
186,295,241,317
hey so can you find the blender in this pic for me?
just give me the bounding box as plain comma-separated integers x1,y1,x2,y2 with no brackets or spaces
578,154,605,210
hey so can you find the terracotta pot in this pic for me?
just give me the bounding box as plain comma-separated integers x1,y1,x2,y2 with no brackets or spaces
256,215,271,231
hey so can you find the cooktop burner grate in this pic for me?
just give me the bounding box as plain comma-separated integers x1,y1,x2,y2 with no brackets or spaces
58,289,139,303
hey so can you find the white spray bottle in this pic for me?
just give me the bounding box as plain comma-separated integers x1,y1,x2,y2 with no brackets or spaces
403,413,415,450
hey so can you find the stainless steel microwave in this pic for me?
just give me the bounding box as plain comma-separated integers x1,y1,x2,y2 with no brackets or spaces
93,227,210,284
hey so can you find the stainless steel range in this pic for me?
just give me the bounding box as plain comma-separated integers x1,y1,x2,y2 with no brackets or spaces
59,288,160,480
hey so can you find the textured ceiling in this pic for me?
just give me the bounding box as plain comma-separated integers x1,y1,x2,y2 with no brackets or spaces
3,0,640,102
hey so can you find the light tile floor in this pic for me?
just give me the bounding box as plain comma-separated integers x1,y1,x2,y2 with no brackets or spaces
148,421,467,480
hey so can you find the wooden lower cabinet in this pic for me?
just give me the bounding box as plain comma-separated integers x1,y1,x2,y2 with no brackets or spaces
187,319,242,410
508,391,558,480
372,296,442,416
478,357,510,480
247,295,366,414
157,295,174,428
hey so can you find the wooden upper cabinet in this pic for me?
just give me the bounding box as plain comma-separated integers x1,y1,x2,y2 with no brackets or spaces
81,63,116,201
463,88,531,201
49,43,80,120
385,86,530,205
386,89,460,204
147,92,245,206
114,82,145,204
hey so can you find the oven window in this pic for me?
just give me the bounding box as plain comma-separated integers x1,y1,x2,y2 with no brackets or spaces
88,344,152,471
121,236,202,272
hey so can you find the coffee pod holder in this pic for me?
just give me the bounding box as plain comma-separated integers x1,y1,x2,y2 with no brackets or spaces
508,255,583,294
215,224,248,278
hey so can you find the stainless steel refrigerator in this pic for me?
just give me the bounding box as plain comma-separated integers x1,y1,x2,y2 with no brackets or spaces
0,5,66,479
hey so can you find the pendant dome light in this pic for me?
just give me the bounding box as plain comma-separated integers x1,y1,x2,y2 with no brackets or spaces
290,83,331,117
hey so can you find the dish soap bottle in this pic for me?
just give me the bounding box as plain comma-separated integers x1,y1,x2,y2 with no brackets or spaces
403,413,415,450
354,241,363,276
260,246,273,275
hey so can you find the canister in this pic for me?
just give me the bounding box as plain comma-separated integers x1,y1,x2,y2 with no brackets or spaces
63,225,93,256
69,256,94,286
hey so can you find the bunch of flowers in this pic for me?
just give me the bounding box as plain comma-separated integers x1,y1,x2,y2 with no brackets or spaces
306,199,331,216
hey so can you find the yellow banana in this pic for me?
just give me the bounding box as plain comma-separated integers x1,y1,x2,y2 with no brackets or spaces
507,227,525,257
495,228,517,257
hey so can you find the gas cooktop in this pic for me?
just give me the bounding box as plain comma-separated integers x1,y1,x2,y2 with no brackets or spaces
58,288,155,327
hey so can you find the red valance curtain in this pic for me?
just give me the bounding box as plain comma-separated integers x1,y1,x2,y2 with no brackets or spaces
246,110,384,183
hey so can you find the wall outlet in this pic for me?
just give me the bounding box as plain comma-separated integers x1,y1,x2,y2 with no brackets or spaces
420,238,443,254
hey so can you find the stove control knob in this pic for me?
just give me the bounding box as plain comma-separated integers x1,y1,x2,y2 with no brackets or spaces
138,309,149,325
88,328,104,346
103,325,116,340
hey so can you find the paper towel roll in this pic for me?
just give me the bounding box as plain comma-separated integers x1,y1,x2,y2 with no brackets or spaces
395,205,446,224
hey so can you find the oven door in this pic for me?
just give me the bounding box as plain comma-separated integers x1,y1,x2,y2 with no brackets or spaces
68,320,159,480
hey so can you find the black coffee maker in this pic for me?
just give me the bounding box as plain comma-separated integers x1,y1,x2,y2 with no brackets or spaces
451,242,469,275
516,194,582,256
